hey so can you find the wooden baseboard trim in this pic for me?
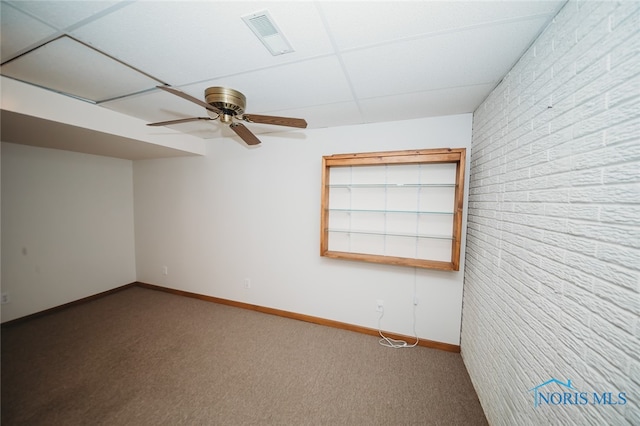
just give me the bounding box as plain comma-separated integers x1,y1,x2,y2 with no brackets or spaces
1,282,138,328
1,281,461,353
135,281,461,353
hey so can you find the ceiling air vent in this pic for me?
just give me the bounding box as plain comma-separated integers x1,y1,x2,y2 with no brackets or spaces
242,10,294,56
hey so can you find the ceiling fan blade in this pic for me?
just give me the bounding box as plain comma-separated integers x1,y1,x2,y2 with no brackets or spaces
156,85,221,114
242,114,307,128
147,117,214,126
230,123,262,146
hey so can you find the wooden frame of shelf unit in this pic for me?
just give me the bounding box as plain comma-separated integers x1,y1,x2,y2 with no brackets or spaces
320,148,466,271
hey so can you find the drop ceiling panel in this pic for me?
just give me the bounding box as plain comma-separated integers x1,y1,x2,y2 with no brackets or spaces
320,1,565,50
0,0,568,153
359,84,495,123
101,55,354,130
342,17,550,99
1,36,162,102
0,3,57,61
285,102,364,129
71,1,334,85
184,56,355,113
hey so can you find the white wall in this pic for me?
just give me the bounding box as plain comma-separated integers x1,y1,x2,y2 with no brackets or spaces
134,114,471,345
1,142,137,322
462,1,639,425
1,76,207,158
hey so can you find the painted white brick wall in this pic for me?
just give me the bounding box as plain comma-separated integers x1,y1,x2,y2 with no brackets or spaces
461,1,639,425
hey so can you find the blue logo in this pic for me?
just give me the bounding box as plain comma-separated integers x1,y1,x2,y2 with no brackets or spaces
529,378,627,407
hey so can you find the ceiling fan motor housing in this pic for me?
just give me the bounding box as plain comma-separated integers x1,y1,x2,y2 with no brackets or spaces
205,87,246,123
149,85,306,146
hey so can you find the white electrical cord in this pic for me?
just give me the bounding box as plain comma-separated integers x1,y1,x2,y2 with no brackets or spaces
377,309,419,348
377,269,420,349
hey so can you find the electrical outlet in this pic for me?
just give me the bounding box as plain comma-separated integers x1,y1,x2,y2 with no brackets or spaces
244,278,251,289
162,266,168,275
1,293,10,304
376,299,384,312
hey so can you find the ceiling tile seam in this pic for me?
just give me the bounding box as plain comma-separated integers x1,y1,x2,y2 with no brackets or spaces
3,0,134,33
256,98,361,116
0,0,135,64
0,31,62,65
1,34,169,104
156,51,340,90
64,35,169,88
334,12,561,55
2,41,342,105
95,86,161,105
313,2,365,120
0,33,75,67
3,0,56,28
0,74,97,104
0,2,61,64
355,81,500,103
91,49,351,111
1,33,168,91
58,1,136,34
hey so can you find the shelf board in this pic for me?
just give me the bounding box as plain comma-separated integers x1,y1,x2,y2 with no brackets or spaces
328,208,454,215
327,229,454,240
328,183,456,188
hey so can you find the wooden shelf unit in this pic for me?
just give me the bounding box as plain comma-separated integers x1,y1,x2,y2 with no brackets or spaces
320,148,466,271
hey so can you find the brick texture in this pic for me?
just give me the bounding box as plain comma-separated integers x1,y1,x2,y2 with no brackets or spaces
461,2,640,425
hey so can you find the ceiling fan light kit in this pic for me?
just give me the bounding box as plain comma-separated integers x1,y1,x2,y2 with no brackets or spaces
148,85,307,146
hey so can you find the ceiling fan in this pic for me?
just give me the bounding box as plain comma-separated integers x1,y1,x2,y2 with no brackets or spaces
147,86,307,145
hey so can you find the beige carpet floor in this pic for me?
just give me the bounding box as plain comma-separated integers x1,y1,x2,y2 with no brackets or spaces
2,286,487,425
